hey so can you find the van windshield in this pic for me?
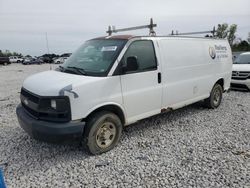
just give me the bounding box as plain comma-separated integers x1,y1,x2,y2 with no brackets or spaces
234,54,250,64
61,39,126,76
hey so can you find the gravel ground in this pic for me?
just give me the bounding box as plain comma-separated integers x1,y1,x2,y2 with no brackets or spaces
0,64,249,188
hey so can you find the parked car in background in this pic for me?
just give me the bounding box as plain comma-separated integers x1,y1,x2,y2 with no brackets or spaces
40,54,60,63
22,58,43,65
9,56,23,63
38,56,50,64
231,52,250,91
53,57,68,64
0,57,11,65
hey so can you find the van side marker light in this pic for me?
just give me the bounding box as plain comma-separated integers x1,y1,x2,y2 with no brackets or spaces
59,84,79,98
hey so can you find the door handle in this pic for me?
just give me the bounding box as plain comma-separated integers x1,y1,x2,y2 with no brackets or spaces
158,72,161,83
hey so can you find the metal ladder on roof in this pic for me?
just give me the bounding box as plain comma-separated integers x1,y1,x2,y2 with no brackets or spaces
106,18,157,36
106,18,217,37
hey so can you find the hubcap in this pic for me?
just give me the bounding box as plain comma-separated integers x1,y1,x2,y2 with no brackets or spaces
96,122,117,149
213,88,221,105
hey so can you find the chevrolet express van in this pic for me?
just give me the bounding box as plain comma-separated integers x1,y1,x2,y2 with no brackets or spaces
16,35,232,154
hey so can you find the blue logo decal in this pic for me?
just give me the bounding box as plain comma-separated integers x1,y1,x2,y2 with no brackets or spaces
209,46,216,59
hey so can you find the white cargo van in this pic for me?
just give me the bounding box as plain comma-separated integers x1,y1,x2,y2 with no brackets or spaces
16,34,232,154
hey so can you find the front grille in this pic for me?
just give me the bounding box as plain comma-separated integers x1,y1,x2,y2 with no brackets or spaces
21,88,40,118
20,88,71,122
230,83,250,91
22,101,39,118
232,71,250,80
21,88,39,103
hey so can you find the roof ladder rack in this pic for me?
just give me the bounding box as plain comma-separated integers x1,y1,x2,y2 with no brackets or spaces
106,18,157,36
170,26,217,37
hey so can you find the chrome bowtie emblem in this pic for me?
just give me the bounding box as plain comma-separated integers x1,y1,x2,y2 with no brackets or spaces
236,71,240,76
24,98,29,105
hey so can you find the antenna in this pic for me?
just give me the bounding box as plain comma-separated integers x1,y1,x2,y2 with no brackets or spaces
45,32,50,54
45,32,52,70
170,26,217,37
106,18,157,36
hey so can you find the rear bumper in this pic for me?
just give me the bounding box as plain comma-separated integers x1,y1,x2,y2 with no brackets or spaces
231,79,250,91
16,104,85,143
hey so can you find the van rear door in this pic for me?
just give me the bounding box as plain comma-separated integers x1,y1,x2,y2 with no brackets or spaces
120,40,162,123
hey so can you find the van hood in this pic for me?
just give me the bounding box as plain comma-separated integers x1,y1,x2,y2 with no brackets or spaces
23,70,103,96
232,64,250,72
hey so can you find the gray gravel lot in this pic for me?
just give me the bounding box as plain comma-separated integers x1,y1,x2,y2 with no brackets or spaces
0,64,249,187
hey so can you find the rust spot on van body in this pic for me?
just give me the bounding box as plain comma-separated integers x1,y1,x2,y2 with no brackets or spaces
161,107,173,113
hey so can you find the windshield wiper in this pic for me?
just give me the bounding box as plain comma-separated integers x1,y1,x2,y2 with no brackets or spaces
55,65,65,72
66,66,87,75
59,65,65,70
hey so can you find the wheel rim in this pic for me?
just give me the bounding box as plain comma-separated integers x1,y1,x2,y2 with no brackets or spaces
96,121,117,149
213,88,221,106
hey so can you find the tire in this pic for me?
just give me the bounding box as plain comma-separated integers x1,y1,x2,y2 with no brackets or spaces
17,60,20,63
204,83,223,108
3,62,7,66
83,111,123,155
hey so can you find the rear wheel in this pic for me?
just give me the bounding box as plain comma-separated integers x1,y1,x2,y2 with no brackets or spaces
3,62,7,66
204,83,223,108
83,111,123,155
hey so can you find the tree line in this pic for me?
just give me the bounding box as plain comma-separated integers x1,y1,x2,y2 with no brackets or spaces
0,50,71,59
0,50,22,57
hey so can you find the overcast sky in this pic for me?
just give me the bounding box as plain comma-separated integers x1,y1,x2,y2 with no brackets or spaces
0,0,250,56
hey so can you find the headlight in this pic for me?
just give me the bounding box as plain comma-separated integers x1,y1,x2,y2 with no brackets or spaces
39,97,70,112
38,97,71,122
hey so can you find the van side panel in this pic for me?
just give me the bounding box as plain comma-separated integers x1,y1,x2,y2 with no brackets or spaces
157,38,232,109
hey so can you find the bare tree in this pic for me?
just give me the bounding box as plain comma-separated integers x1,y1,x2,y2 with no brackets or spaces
216,23,237,47
216,23,228,38
228,24,237,46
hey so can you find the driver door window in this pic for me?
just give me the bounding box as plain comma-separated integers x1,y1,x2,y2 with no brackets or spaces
122,40,157,73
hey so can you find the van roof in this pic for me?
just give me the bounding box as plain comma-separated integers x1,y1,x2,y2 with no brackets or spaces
93,35,135,40
92,35,227,41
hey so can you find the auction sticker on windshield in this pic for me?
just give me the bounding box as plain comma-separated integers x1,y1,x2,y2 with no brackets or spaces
101,46,117,51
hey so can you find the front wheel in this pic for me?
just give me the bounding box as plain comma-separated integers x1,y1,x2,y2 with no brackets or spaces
83,111,123,155
204,83,223,108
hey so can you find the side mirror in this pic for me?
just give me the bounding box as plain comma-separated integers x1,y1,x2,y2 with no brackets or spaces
123,56,138,73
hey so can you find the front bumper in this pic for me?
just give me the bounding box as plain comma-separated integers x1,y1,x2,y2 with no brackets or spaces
16,104,85,142
231,79,250,91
